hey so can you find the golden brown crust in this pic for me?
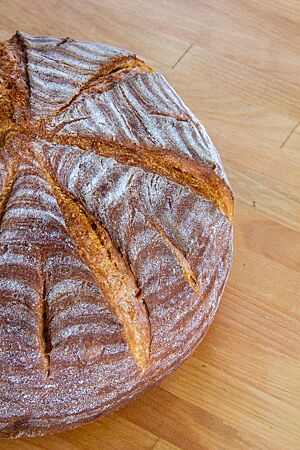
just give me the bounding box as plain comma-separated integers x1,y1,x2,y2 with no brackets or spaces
39,157,151,369
0,32,233,438
38,132,234,220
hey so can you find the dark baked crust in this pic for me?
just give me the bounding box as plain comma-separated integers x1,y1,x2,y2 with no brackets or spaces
0,32,233,438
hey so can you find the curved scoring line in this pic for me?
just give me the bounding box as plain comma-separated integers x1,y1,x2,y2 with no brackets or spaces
37,132,234,221
0,163,16,228
145,218,201,296
15,31,152,122
39,259,52,377
55,56,153,117
28,151,152,370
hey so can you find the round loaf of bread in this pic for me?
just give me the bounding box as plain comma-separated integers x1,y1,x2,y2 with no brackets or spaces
0,32,233,438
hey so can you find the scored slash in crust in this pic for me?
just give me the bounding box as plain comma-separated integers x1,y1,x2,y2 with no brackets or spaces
0,31,233,438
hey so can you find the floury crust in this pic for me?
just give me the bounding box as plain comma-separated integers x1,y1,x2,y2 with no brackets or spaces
0,32,233,438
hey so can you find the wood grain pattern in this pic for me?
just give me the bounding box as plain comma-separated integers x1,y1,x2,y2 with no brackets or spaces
0,0,299,448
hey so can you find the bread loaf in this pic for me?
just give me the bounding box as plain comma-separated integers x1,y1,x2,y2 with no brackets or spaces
0,32,234,438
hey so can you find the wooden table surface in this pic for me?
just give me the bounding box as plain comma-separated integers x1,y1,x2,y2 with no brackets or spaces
0,1,299,449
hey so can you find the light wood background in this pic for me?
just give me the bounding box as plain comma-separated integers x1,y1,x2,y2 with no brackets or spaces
0,1,299,449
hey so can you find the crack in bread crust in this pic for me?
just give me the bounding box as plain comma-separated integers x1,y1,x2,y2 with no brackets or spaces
39,263,52,377
51,182,151,369
0,33,29,137
0,160,16,225
55,57,153,116
37,131,234,221
31,150,151,369
145,218,201,296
